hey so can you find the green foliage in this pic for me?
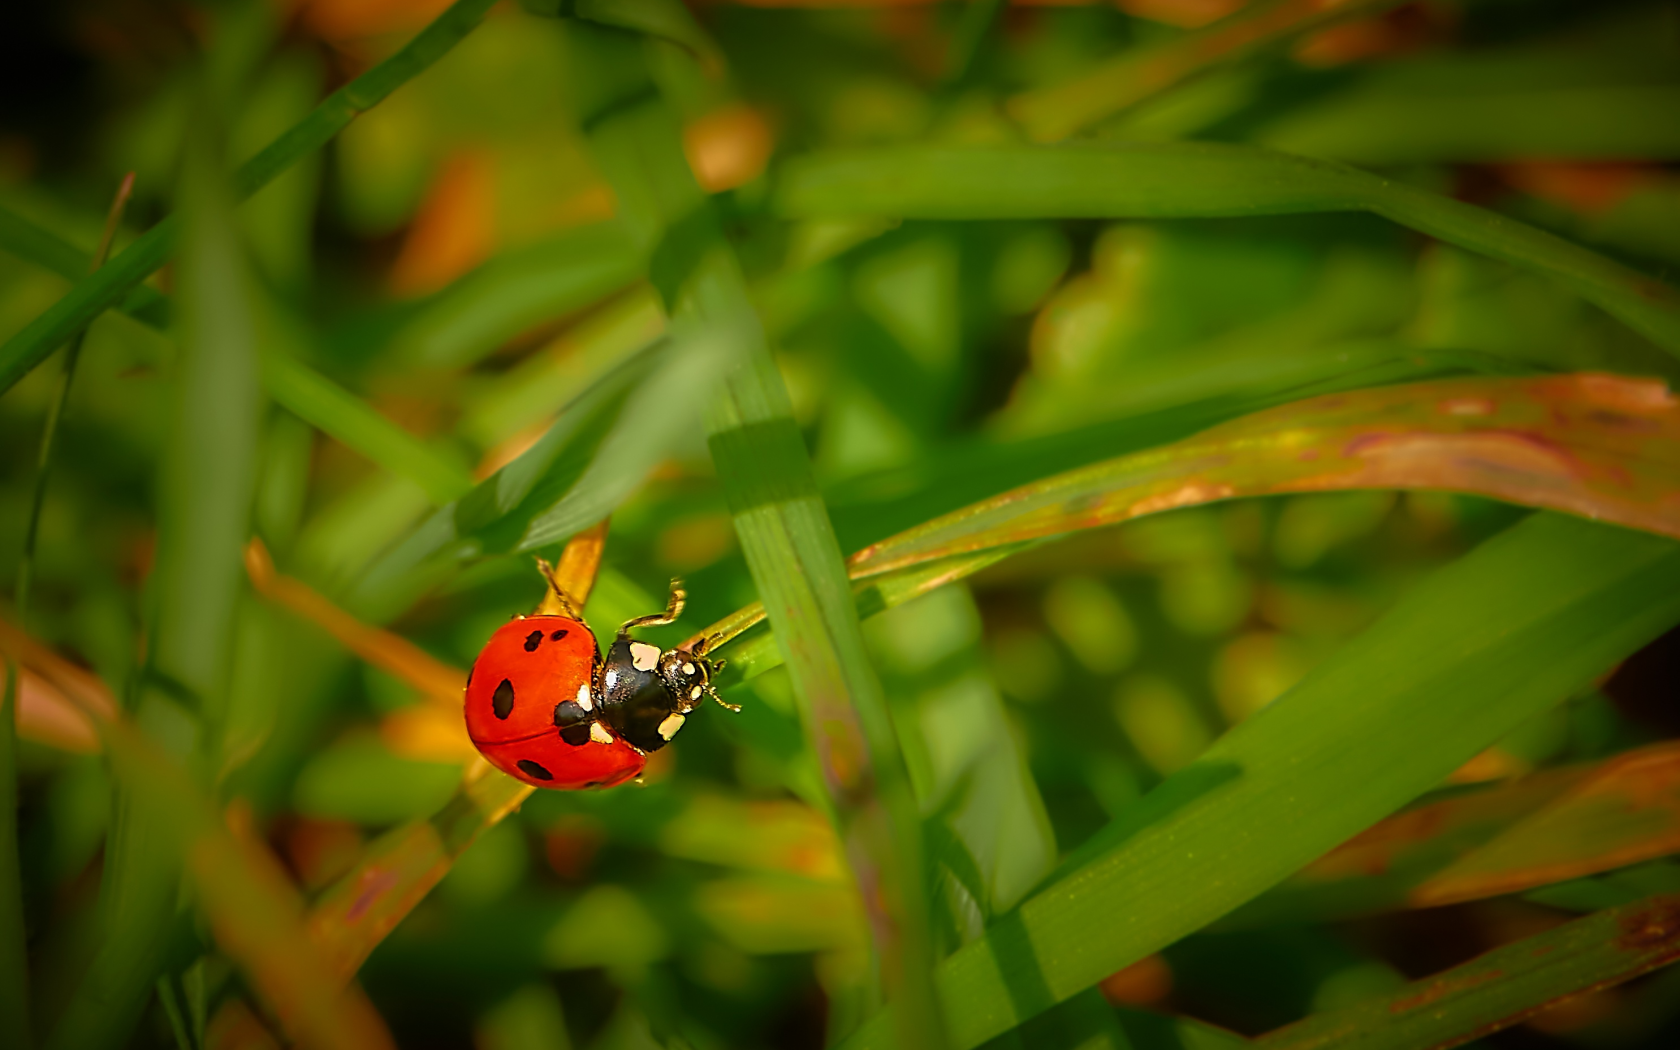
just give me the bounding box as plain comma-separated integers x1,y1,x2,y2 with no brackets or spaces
2,2,1680,1050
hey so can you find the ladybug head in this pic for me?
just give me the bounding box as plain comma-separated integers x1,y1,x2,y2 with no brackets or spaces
656,649,723,714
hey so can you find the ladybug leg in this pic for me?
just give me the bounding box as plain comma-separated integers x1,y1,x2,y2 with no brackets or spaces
618,578,686,632
704,661,740,713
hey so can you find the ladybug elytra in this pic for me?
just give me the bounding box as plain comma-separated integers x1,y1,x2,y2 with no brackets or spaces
463,563,730,789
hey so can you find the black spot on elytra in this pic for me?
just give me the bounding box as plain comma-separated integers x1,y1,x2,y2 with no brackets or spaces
550,629,568,642
517,759,553,781
465,661,475,689
492,678,515,719
524,630,543,652
559,723,592,746
553,700,587,728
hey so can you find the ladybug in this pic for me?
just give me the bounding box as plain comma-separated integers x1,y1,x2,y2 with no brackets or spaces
463,563,731,789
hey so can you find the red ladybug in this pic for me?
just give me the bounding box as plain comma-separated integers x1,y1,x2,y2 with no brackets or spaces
463,565,729,789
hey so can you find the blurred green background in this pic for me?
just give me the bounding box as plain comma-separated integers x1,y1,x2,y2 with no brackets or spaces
2,1,1680,1048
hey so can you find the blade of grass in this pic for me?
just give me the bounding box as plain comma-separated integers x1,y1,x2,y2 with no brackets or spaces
346,330,727,618
261,348,474,504
0,0,499,396
1254,892,1680,1050
384,221,644,369
0,170,132,1050
774,142,1680,358
1413,741,1680,908
46,124,263,1050
564,37,947,1037
695,368,1676,676
847,373,1680,581
1224,764,1594,928
1229,743,1680,927
0,208,481,504
0,203,168,327
826,345,1520,555
244,538,464,706
1007,0,1406,142
700,247,947,1050
838,513,1680,1049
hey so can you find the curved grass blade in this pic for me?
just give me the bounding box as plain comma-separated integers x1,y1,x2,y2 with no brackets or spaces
838,513,1680,1049
0,0,499,396
848,373,1680,580
1007,0,1405,142
693,370,1678,680
1255,892,1680,1050
774,143,1680,358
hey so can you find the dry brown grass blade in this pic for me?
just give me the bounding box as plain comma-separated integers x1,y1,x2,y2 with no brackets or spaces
1414,741,1680,907
0,617,117,752
297,522,611,985
244,538,464,705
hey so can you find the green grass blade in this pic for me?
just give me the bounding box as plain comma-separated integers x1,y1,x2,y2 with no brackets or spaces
261,348,474,504
838,513,1680,1049
1252,46,1680,164
1255,892,1680,1050
774,142,1680,358
848,373,1680,581
701,251,947,1050
46,128,263,1050
0,204,169,327
384,221,643,369
0,207,484,505
558,28,947,1038
346,332,728,616
0,0,497,396
0,174,133,1049
1007,0,1405,142
826,344,1516,555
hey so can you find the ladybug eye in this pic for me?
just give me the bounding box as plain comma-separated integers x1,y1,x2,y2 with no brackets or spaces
524,630,543,652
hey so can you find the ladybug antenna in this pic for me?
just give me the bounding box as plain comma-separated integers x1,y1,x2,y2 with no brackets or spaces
534,558,583,618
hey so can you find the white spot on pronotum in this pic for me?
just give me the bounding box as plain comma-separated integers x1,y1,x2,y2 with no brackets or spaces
604,669,618,691
590,722,614,744
576,682,592,711
657,713,685,740
682,663,696,675
630,642,660,671
690,686,702,700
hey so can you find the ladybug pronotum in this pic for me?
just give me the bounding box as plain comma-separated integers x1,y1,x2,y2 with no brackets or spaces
463,562,732,789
